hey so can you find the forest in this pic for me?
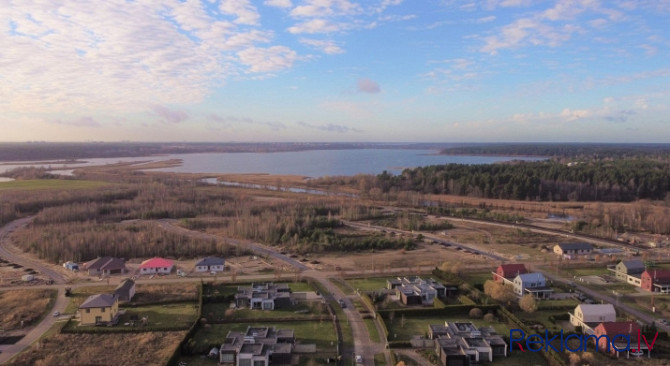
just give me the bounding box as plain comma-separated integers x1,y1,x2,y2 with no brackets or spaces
371,159,670,202
440,143,670,159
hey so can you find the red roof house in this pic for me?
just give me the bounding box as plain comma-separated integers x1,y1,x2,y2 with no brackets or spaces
493,264,528,283
641,269,670,292
592,322,640,354
139,257,175,275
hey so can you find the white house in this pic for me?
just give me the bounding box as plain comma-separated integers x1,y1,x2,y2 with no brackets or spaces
195,257,225,273
139,257,174,275
512,272,553,299
570,304,616,334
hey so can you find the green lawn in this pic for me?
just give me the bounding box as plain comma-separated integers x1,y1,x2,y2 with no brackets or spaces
191,321,337,353
374,353,385,366
364,318,382,343
202,302,329,321
563,267,609,277
330,277,355,295
345,277,390,292
289,281,316,292
462,272,494,286
63,302,198,331
385,315,509,342
0,179,111,191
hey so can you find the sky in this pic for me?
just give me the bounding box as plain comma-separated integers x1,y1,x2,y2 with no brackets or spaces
2,0,670,143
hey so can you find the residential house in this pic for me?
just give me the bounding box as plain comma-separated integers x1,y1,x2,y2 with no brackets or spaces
390,276,451,306
235,283,291,310
592,321,641,355
139,257,174,275
512,272,553,299
492,264,528,284
195,257,225,273
553,242,594,258
63,261,79,271
83,257,127,276
613,260,645,286
79,293,119,325
114,278,136,302
570,304,616,334
641,269,670,293
430,322,507,366
219,326,295,366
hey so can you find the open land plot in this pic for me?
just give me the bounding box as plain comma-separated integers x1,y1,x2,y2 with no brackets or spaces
190,321,338,354
0,289,57,330
385,315,509,342
202,302,329,322
131,283,199,304
7,331,186,366
63,302,198,331
345,277,391,292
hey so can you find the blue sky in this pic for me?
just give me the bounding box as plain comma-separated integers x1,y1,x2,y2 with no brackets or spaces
2,0,670,142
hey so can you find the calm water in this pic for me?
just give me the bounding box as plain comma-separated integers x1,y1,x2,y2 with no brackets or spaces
0,149,542,177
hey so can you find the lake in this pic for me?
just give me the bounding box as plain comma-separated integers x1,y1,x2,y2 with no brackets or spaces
0,149,542,177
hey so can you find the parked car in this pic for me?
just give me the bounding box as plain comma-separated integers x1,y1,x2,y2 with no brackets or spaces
53,311,60,317
339,299,346,308
355,355,363,363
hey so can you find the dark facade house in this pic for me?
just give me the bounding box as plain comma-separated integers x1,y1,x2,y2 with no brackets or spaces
114,278,136,302
219,326,295,366
430,322,507,366
388,277,450,306
235,283,291,310
83,257,127,276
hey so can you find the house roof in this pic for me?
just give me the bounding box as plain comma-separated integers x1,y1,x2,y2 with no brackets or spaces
515,272,545,283
79,293,118,309
84,257,126,271
596,321,640,335
575,304,615,317
643,269,670,283
139,257,174,269
498,264,528,277
195,257,225,267
619,260,645,271
556,242,593,251
114,279,135,294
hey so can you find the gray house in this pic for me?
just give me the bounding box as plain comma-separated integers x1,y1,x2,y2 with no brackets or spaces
220,326,295,365
114,279,136,302
83,257,127,276
195,257,225,273
235,283,291,310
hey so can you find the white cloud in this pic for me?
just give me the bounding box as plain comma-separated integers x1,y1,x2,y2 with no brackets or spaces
290,0,362,17
219,0,261,25
288,19,342,34
357,78,381,94
237,46,298,72
561,108,590,121
264,0,293,8
300,38,345,54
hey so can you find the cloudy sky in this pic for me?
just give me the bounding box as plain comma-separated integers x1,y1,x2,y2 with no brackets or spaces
3,0,670,142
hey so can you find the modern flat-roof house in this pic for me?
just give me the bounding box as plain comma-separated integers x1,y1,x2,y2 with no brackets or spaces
219,326,295,366
388,276,451,306
553,242,594,259
114,278,136,302
492,264,528,284
195,257,225,273
79,293,119,325
570,304,616,334
83,257,127,276
429,322,507,366
641,269,670,293
512,272,553,299
613,260,645,286
592,321,642,356
139,257,174,275
235,283,291,310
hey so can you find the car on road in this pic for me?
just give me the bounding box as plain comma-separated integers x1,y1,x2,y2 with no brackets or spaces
657,319,670,326
53,311,60,317
338,299,346,308
355,355,363,363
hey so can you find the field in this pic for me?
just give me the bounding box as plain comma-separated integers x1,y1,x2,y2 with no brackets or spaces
0,289,57,330
0,179,111,191
7,331,186,366
190,321,338,354
385,315,509,342
202,302,328,321
345,277,390,292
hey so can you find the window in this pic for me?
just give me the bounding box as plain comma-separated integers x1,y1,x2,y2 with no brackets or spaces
86,309,90,313
101,307,105,313
221,354,234,363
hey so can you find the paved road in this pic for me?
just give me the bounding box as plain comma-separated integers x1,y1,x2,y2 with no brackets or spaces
0,216,65,285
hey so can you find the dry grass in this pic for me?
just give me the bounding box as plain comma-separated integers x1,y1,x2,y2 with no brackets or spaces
8,331,186,366
0,289,55,330
132,283,199,304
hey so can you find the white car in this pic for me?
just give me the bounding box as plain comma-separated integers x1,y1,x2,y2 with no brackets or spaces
53,311,60,317
355,355,363,363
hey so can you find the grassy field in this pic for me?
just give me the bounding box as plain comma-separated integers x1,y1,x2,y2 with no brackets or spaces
345,277,390,292
385,315,509,342
202,302,328,321
364,318,382,343
191,321,337,353
0,289,57,330
0,179,111,191
63,302,198,331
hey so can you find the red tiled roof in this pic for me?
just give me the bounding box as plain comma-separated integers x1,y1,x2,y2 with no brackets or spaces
139,257,174,269
596,321,640,335
498,264,528,277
